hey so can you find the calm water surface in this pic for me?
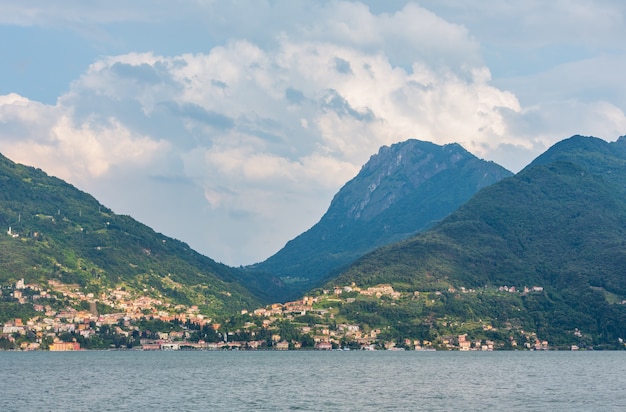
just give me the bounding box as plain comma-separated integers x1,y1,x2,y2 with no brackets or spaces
1,351,624,411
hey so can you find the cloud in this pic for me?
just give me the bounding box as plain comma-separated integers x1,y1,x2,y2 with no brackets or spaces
0,3,525,265
0,93,168,183
0,0,188,26
418,0,626,48
486,53,626,170
1,1,625,265
161,102,236,130
498,55,626,110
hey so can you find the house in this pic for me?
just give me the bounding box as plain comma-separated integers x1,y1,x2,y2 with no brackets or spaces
315,342,333,350
49,341,81,351
2,321,25,335
160,343,180,350
275,341,289,350
247,341,263,349
142,343,161,351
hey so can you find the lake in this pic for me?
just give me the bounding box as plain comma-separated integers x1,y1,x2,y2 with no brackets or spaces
1,350,624,411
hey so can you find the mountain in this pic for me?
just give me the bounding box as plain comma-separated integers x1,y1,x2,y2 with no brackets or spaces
247,139,512,301
329,135,626,348
0,153,260,316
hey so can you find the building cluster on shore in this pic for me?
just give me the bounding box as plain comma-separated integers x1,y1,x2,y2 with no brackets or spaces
0,277,561,351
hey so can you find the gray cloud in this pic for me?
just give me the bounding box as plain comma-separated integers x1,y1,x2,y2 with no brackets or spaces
285,87,306,105
211,79,228,89
334,57,353,75
161,102,235,130
110,62,163,84
322,89,375,122
2,1,626,266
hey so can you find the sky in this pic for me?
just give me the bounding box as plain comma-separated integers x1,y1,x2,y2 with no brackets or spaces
1,1,626,266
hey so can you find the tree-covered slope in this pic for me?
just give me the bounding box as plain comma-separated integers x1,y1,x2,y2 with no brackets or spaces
247,139,511,301
329,136,626,347
0,153,260,315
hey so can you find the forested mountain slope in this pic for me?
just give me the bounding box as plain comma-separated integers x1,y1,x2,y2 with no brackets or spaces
329,136,626,346
247,139,511,301
0,153,260,316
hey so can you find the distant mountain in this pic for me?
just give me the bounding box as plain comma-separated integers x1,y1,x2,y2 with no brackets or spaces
0,153,260,316
247,139,512,301
330,135,626,347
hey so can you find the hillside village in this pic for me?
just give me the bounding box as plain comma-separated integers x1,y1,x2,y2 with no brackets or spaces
3,137,626,351
1,276,563,351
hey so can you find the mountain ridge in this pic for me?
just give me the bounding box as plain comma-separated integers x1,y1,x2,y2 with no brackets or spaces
3,135,626,349
0,152,261,316
327,135,626,347
247,139,512,301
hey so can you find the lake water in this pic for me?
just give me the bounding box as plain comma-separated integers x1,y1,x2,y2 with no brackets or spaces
1,351,624,411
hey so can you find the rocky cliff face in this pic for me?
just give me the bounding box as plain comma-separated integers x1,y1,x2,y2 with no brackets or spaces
330,135,626,348
335,140,501,222
246,139,512,301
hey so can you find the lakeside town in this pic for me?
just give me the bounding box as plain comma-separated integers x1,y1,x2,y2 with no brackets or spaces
0,276,567,351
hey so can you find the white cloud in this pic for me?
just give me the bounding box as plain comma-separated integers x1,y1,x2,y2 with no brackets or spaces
498,55,626,110
0,2,525,264
0,94,168,184
418,0,626,49
1,1,625,265
0,0,191,25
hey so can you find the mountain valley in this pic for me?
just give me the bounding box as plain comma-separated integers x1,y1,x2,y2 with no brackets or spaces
2,136,626,350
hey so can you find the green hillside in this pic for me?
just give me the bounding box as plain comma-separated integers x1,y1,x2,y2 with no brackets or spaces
248,139,511,301
0,153,260,316
328,136,626,348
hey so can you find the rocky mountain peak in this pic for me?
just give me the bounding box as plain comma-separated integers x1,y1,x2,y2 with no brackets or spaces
249,138,511,300
340,139,485,222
